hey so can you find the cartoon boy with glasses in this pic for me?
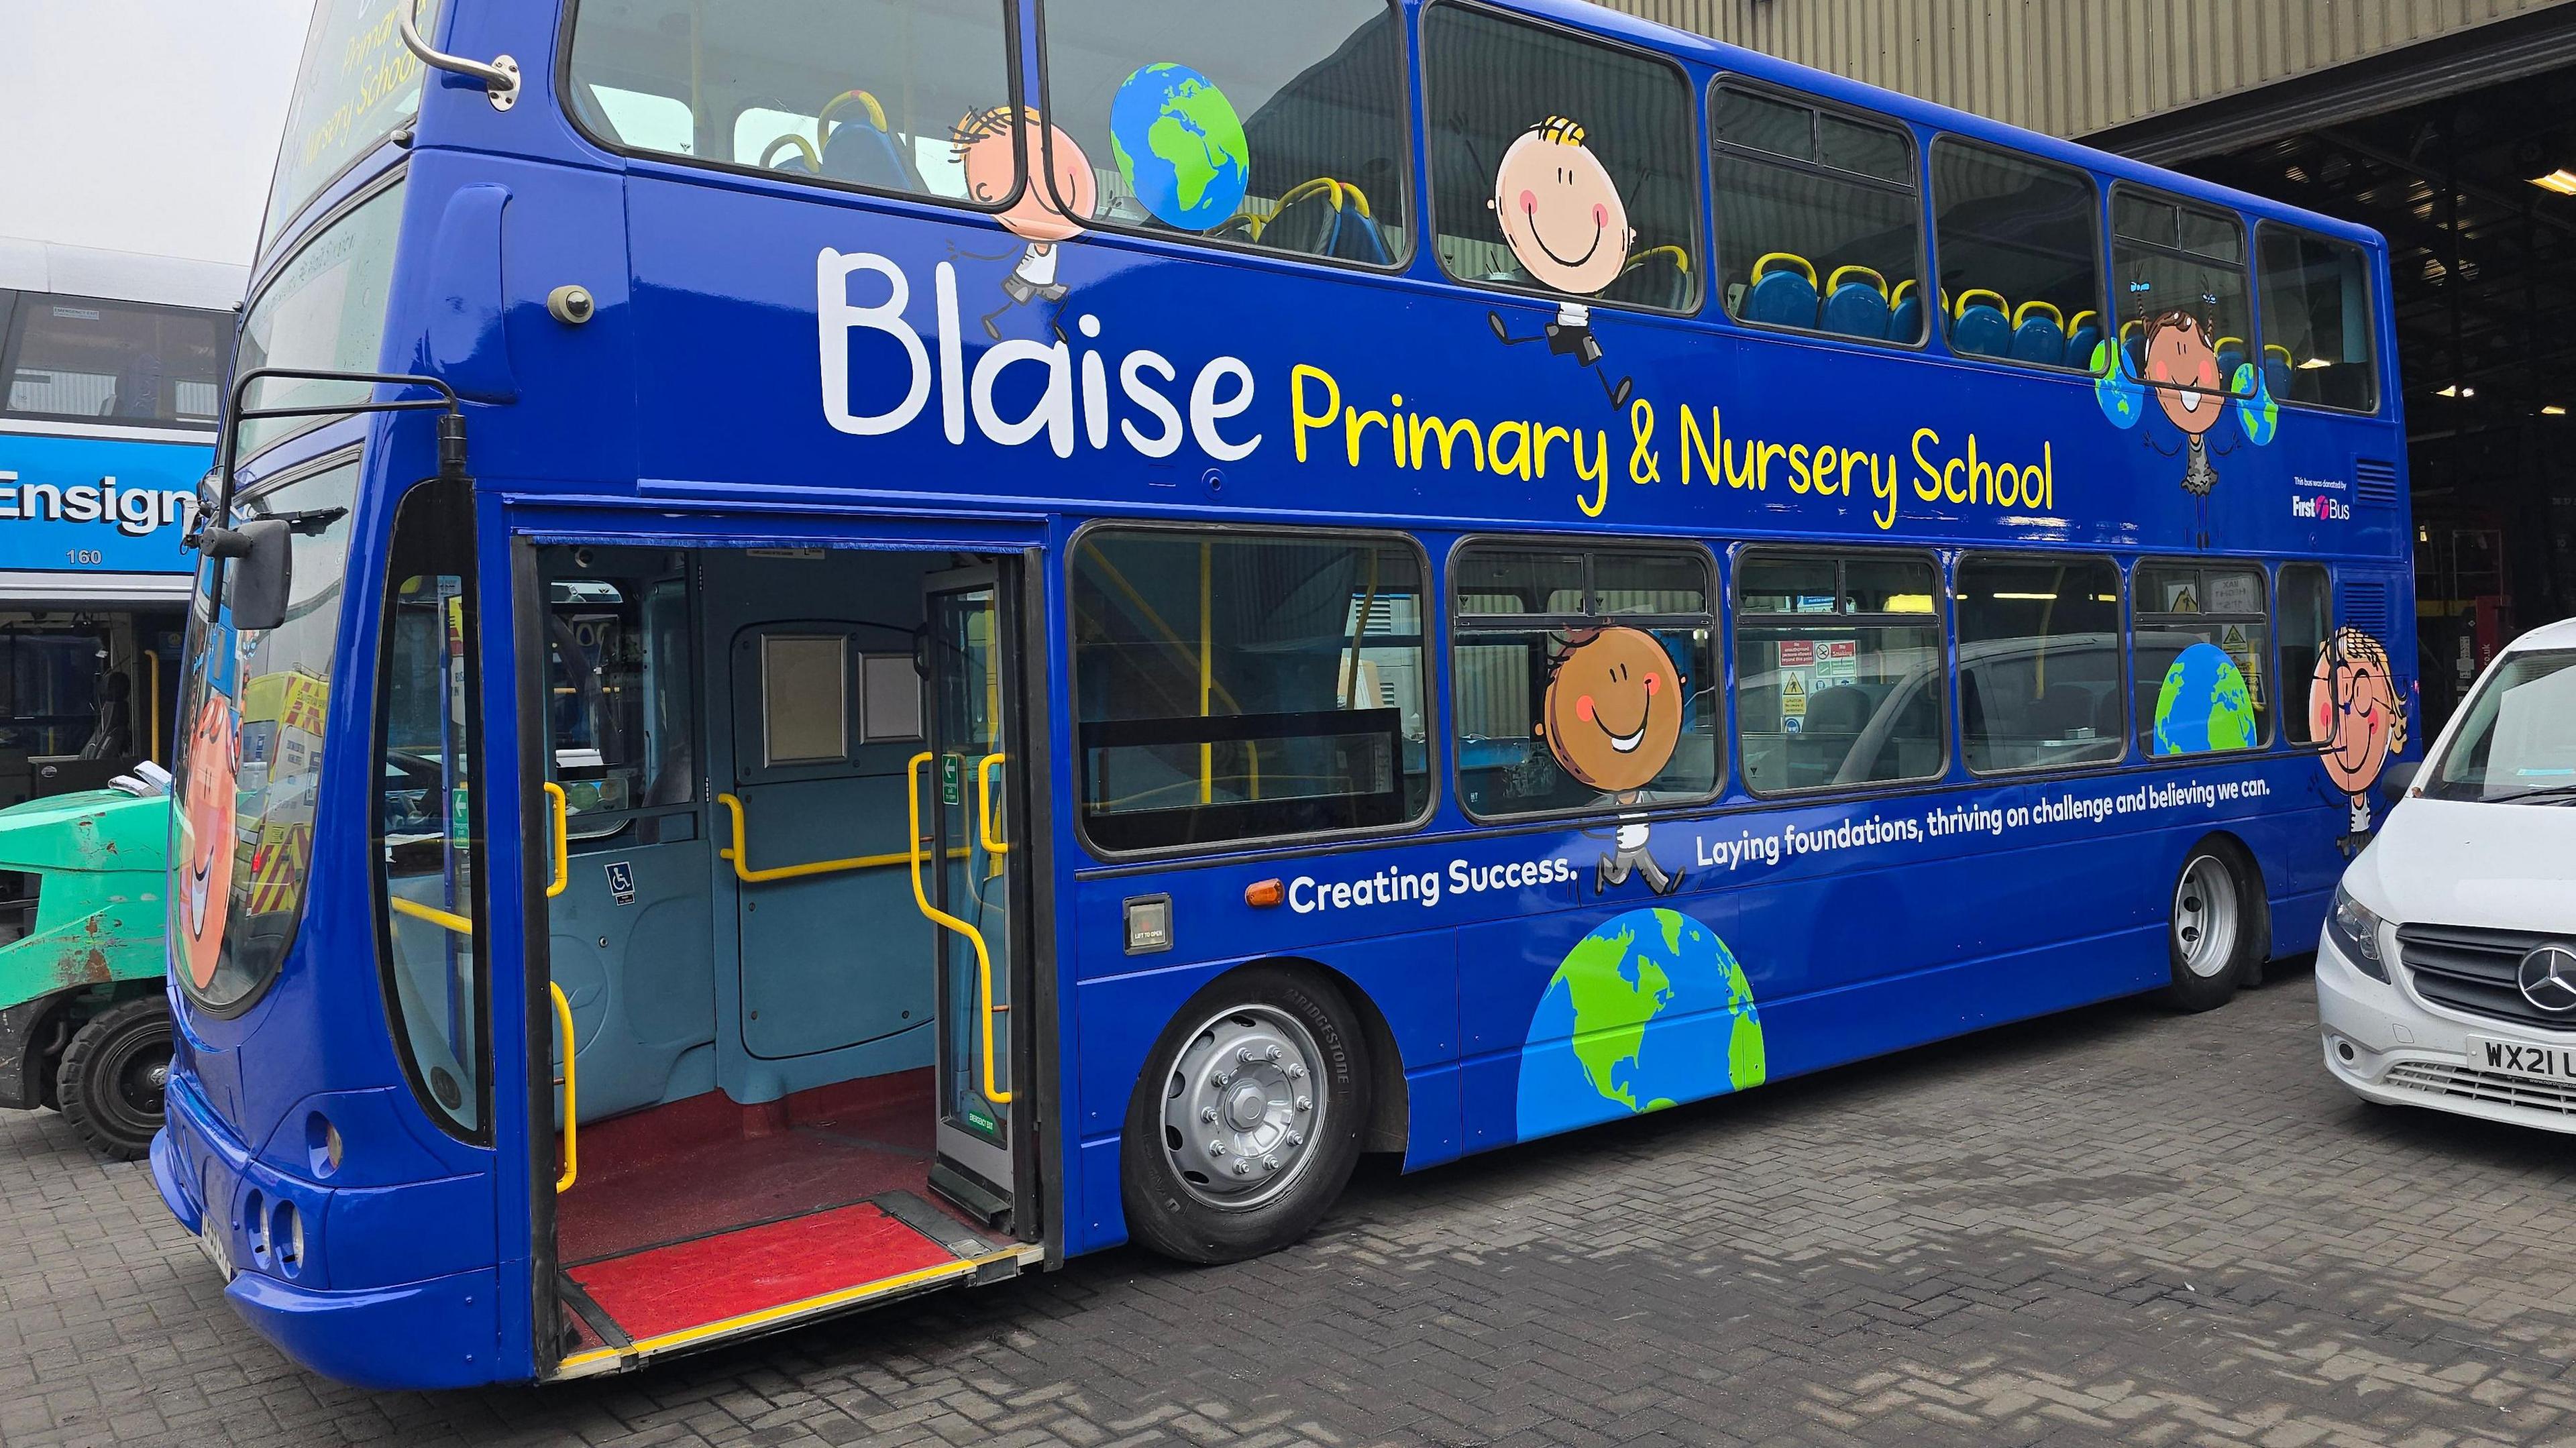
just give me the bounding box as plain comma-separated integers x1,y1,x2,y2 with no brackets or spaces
2311,627,2406,848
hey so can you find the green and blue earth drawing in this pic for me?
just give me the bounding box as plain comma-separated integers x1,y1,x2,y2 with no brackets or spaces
2152,641,2259,756
1516,908,1767,1141
1109,64,1250,231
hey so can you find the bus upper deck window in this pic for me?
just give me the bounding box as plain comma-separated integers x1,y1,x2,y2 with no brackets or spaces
1424,6,1703,319
2258,225,2379,413
1711,85,1923,347
1929,140,2102,372
1038,0,1413,268
564,0,1017,209
2112,187,2254,400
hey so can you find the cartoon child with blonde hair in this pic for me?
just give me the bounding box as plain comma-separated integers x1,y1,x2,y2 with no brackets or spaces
952,106,1099,341
2312,627,2406,847
1485,115,1637,408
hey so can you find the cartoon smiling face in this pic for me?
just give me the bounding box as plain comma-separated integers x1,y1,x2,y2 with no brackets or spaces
2143,311,2224,435
177,691,239,991
1490,117,1634,296
956,108,1096,244
1538,626,1684,795
2313,628,2405,795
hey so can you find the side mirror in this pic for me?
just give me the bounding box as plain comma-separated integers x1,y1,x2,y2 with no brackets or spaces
2381,759,2420,804
202,518,293,632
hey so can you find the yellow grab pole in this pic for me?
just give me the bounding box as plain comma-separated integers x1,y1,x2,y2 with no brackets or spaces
907,753,1010,1105
549,981,578,1192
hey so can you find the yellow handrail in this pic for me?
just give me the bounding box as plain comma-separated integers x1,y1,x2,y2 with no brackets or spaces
977,753,1009,856
390,894,474,936
544,782,568,899
908,752,1010,1105
549,981,577,1193
716,791,963,881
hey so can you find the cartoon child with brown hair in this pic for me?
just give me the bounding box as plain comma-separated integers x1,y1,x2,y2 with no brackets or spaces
952,106,1099,341
2312,627,2408,846
1485,116,1638,408
1540,626,1685,894
176,689,239,992
2141,303,2229,549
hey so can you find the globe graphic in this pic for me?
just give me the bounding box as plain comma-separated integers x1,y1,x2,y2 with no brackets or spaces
1515,907,1766,1142
1108,64,1250,231
2152,641,2259,755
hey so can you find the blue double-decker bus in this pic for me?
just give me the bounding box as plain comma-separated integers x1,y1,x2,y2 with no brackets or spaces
156,0,2413,1388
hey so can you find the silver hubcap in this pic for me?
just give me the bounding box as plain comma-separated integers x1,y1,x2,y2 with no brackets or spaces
2174,855,2239,979
1161,1005,1324,1210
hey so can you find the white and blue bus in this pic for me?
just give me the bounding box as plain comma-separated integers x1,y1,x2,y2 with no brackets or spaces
0,239,241,797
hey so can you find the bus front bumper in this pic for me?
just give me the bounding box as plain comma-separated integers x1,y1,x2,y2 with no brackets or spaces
154,1073,512,1389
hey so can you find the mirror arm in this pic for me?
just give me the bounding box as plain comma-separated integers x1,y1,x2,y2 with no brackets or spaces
193,369,468,619
397,1,521,111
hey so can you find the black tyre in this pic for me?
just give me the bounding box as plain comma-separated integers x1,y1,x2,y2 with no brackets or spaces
1122,966,1369,1265
2164,842,2255,1013
56,995,171,1162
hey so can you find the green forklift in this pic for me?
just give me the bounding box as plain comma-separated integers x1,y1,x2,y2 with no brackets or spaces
0,774,172,1160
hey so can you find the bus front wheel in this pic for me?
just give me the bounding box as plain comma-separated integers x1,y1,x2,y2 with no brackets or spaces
2165,843,2255,1013
1122,966,1370,1265
56,995,171,1161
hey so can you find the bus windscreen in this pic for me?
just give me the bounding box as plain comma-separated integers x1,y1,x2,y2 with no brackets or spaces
262,0,439,251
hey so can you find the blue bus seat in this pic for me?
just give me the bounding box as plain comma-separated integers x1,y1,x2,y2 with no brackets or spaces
2263,343,2294,397
2009,300,2065,366
1746,253,1819,329
818,91,918,191
2214,335,2247,391
1951,289,2012,357
1617,246,1693,310
2065,310,2102,370
758,133,821,176
2119,320,2147,378
1821,265,1891,340
1260,178,1391,265
1890,280,1932,344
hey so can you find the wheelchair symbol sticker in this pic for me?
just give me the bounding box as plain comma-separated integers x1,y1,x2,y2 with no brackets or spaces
606,861,635,905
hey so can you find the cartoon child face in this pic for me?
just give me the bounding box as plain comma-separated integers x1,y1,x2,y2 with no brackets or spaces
178,691,239,991
1490,117,1633,296
1538,626,1684,795
2143,312,2224,435
2313,628,2405,795
957,109,1096,244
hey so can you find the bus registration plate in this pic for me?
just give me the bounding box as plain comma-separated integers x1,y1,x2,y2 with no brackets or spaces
197,1217,235,1281
2469,1036,2576,1084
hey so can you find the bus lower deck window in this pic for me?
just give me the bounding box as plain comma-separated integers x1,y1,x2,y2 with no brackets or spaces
1735,551,1945,795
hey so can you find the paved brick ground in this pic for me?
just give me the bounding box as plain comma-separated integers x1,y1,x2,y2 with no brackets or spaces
7,967,2576,1447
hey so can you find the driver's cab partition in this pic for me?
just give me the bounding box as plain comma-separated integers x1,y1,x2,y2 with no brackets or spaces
520,543,1038,1372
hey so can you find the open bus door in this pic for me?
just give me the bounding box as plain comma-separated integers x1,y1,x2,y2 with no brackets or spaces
532,541,1041,1378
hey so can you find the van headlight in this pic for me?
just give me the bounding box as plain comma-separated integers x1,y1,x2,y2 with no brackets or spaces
2327,885,2390,983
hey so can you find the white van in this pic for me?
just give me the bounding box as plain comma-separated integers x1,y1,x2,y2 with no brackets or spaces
2319,617,2576,1128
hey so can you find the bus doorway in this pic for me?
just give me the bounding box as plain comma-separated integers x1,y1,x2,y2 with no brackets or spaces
533,544,1038,1377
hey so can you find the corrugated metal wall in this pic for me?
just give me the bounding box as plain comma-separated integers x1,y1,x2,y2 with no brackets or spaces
1594,0,2576,137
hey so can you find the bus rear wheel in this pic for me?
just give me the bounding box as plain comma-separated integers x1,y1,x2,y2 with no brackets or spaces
56,996,171,1162
2165,844,2253,1013
1122,966,1368,1265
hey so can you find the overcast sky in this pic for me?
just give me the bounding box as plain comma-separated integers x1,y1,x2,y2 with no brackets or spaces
0,0,317,267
